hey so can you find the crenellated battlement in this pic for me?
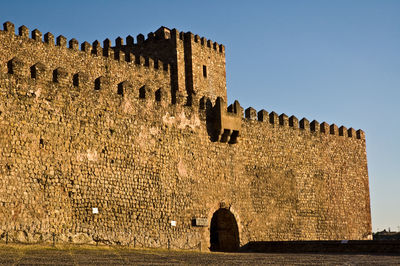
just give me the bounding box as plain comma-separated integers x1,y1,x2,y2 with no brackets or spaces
129,27,225,54
244,106,365,140
1,22,170,73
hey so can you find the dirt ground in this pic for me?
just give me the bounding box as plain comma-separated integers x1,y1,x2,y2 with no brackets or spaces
0,244,399,265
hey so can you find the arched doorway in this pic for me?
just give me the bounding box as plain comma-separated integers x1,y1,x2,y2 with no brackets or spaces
210,208,240,252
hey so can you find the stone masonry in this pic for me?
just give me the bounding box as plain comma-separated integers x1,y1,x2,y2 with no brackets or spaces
0,22,371,250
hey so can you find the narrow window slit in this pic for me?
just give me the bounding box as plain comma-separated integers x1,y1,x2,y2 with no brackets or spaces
30,66,36,79
155,88,162,101
94,78,101,90
203,65,207,78
117,83,124,96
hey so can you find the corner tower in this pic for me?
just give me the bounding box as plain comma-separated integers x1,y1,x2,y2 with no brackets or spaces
120,27,227,105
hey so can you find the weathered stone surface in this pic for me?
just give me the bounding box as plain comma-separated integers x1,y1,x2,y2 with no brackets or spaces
71,233,96,245
31,233,43,243
16,231,28,243
0,22,371,251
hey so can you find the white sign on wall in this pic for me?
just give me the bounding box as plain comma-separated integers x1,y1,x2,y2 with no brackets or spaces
170,220,176,227
92,207,98,214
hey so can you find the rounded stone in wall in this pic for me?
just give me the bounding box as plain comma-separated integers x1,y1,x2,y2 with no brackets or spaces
71,233,95,244
16,230,28,243
30,233,43,243
57,233,70,243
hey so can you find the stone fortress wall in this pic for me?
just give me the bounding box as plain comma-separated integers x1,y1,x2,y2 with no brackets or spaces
0,21,371,251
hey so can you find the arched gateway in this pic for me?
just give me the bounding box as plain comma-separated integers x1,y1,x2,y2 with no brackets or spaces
210,208,240,252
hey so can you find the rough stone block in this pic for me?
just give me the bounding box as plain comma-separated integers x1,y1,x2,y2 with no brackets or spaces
348,128,356,138
320,122,329,133
257,109,269,122
31,29,42,41
269,111,278,125
357,129,365,140
310,120,320,132
245,107,257,120
69,38,79,50
330,124,339,135
300,118,310,130
44,32,54,45
81,42,91,53
279,113,288,126
18,25,29,38
289,115,298,128
339,126,348,137
57,35,67,47
92,40,102,56
3,21,15,34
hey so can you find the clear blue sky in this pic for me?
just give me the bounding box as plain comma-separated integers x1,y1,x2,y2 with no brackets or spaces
1,0,399,232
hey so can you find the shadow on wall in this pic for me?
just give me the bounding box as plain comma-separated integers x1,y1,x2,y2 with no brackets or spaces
239,240,400,254
201,97,219,142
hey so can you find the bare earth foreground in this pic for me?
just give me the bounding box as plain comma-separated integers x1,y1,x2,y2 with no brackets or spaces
0,244,399,265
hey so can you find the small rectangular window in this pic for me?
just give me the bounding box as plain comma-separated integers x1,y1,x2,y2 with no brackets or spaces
203,65,207,78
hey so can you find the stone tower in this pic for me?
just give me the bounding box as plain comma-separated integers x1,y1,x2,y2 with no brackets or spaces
118,26,227,105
